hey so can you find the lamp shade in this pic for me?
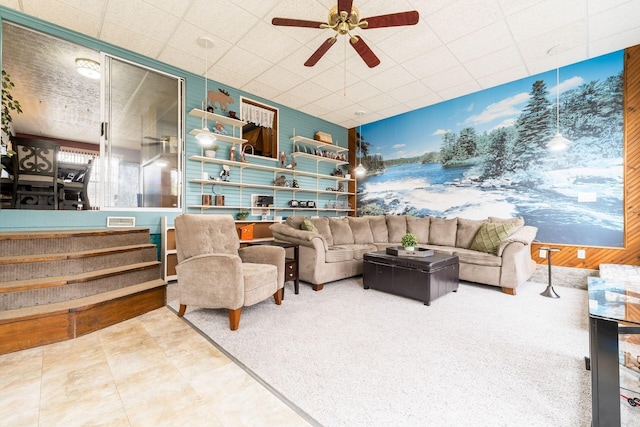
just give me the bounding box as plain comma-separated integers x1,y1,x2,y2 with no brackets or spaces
194,128,217,146
75,58,100,79
355,163,366,176
547,132,570,151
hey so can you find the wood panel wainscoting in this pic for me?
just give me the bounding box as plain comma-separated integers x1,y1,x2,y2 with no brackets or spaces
530,44,640,270
0,228,167,354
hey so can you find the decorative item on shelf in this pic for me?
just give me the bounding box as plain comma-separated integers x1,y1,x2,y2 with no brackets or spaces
256,195,274,207
207,88,234,112
236,210,249,220
280,151,286,168
213,184,224,206
330,168,344,177
286,160,297,170
220,164,230,182
326,200,335,209
201,194,212,206
230,145,237,162
326,186,335,191
314,131,332,144
241,143,253,163
237,223,254,240
289,200,299,207
299,201,308,208
292,179,299,188
212,123,227,135
338,182,345,192
401,233,418,251
228,111,237,119
345,173,351,180
274,175,289,187
202,171,210,180
204,144,219,158
307,201,316,208
316,148,322,157
206,106,214,113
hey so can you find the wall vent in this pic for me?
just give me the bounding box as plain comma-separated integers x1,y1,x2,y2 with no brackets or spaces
106,217,136,228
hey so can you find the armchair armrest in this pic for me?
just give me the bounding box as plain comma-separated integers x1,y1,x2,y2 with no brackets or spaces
239,245,285,287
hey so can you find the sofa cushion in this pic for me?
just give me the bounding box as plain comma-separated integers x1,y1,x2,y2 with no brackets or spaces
386,215,407,242
311,217,334,247
368,215,389,243
329,217,355,245
453,247,502,267
406,216,430,244
300,218,318,233
348,217,374,244
469,222,516,254
325,246,354,263
428,217,457,246
456,218,488,249
344,243,378,260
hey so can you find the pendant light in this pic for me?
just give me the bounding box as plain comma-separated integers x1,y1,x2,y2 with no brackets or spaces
194,36,217,146
547,46,570,151
354,111,366,176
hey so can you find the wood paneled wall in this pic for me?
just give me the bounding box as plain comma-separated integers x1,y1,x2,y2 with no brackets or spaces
531,45,640,269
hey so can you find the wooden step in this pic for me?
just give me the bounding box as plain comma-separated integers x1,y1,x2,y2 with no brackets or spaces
0,279,167,354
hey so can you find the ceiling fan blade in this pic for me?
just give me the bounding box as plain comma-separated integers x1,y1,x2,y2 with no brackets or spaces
350,36,380,68
360,11,419,29
337,0,353,14
304,38,337,67
272,17,325,28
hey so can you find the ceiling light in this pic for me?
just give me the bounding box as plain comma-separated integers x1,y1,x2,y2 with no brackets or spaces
75,58,100,79
547,46,570,151
196,36,217,146
355,111,366,177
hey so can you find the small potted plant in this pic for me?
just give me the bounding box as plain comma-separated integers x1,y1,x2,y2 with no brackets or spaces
401,233,418,252
236,210,249,220
204,143,219,158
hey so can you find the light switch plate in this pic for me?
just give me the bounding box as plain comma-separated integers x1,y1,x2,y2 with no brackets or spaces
577,249,586,259
539,249,547,258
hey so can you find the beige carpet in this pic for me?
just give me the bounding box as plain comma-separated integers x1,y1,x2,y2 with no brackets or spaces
169,279,591,427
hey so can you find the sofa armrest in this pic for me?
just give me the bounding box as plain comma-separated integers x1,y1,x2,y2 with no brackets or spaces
497,225,538,257
269,223,328,248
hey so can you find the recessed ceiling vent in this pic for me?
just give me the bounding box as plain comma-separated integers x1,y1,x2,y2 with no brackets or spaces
106,216,136,228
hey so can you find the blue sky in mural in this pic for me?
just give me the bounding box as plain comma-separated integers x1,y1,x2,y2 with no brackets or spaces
363,51,623,159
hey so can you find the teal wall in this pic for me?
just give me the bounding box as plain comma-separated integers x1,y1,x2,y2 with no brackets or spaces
0,7,347,235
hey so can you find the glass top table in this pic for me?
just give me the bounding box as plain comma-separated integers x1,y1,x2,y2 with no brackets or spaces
588,276,640,324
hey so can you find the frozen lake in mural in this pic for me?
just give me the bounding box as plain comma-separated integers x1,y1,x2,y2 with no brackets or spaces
357,161,624,247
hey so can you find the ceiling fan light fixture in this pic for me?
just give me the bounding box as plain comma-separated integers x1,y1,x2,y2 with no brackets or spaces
75,58,100,79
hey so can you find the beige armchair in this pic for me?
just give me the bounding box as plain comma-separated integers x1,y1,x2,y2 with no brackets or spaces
174,213,285,330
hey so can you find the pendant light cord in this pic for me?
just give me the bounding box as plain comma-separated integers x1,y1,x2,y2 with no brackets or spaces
556,50,560,133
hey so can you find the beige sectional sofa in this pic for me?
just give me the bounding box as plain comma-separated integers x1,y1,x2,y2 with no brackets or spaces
269,215,538,295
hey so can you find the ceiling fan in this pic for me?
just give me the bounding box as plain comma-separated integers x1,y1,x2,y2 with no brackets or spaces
272,0,419,68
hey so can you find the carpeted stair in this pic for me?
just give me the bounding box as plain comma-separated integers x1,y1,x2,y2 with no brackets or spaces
0,228,167,354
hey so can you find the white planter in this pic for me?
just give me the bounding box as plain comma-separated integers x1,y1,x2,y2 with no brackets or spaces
205,150,217,158
404,246,415,252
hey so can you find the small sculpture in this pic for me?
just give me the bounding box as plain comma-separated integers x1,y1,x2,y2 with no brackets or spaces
280,151,286,168
274,175,288,186
212,122,227,135
338,182,345,192
230,145,236,162
220,165,230,182
292,179,299,188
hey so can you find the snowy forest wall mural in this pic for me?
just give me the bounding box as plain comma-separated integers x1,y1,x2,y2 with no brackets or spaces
356,50,624,247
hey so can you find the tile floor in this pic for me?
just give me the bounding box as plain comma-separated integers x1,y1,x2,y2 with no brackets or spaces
0,307,315,426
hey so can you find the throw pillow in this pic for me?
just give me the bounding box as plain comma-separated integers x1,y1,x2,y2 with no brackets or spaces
406,216,430,244
300,218,318,233
329,217,355,245
428,217,457,246
469,222,516,254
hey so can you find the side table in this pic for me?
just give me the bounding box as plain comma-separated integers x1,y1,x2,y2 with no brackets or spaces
246,240,299,298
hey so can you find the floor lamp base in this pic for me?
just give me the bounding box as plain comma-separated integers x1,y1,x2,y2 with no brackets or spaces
540,285,560,298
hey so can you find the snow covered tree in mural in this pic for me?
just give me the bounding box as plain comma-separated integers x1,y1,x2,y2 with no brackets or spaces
511,80,554,171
